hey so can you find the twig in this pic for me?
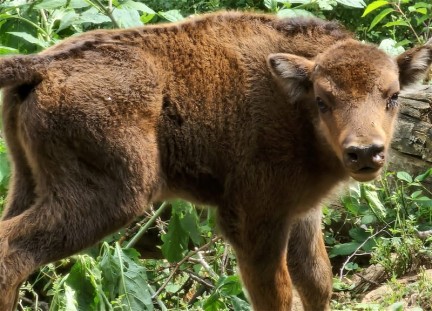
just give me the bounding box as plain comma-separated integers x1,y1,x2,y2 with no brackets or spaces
152,236,221,299
339,225,389,280
126,202,169,249
148,285,168,311
186,271,215,289
196,247,218,279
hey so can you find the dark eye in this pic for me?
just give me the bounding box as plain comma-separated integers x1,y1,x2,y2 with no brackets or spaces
316,97,329,113
387,92,399,109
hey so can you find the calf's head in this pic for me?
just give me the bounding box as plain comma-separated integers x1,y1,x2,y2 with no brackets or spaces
268,39,432,181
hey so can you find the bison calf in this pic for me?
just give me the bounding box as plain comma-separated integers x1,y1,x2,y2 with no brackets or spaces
0,11,431,311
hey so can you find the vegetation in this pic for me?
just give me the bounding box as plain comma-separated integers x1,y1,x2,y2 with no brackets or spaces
0,0,431,310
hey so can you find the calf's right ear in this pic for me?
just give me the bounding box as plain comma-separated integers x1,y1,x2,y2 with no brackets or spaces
267,53,314,101
396,44,432,89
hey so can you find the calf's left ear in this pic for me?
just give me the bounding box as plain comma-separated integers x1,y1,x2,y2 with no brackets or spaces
267,53,314,101
397,43,432,89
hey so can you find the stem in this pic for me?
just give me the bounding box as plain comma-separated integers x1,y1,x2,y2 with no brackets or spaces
39,9,51,42
148,286,168,311
125,202,169,249
91,0,120,28
393,1,421,43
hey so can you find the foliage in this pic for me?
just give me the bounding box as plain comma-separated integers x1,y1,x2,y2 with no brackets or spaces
325,169,432,309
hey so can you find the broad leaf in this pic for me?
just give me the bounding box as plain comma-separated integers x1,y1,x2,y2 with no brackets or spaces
158,10,184,22
369,7,394,30
329,241,361,257
34,0,67,9
7,32,48,48
396,171,413,183
336,0,365,9
362,0,389,17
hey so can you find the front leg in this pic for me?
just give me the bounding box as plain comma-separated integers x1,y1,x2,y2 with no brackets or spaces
218,206,292,311
288,209,332,311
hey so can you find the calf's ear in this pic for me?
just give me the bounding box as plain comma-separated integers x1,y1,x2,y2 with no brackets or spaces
267,53,314,101
396,44,432,89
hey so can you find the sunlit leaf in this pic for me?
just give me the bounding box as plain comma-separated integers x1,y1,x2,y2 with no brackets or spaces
368,7,394,30
7,32,49,48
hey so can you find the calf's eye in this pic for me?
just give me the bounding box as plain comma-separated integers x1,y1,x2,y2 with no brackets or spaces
387,92,399,109
316,97,329,113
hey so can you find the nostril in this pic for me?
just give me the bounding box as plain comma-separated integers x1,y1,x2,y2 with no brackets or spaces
347,152,358,162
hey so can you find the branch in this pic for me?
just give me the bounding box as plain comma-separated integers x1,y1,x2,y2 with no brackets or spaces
339,225,389,280
152,236,221,299
125,202,169,249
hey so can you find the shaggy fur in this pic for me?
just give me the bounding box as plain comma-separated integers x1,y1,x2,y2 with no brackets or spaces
0,11,431,311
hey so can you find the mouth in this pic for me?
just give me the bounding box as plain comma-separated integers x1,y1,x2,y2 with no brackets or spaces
349,167,381,182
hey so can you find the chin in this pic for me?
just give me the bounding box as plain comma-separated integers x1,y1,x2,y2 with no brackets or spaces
350,170,382,182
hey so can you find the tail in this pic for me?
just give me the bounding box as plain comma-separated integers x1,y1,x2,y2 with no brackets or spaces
0,55,48,89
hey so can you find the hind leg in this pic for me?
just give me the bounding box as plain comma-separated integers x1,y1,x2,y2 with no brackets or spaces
0,172,156,310
1,92,36,220
0,137,161,311
287,209,332,311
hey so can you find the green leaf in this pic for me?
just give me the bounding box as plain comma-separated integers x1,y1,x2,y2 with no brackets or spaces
384,20,409,27
416,7,427,14
389,301,404,311
112,7,143,28
122,0,155,14
7,32,49,48
415,168,432,182
342,195,361,216
345,262,359,271
364,187,387,218
361,214,377,225
158,10,184,22
218,275,243,296
414,2,431,8
100,243,153,310
329,242,361,257
64,256,99,310
77,7,111,25
396,171,413,183
395,39,411,47
63,284,79,311
69,0,90,9
180,208,202,245
34,0,67,9
264,0,278,11
56,10,79,32
411,190,423,199
203,293,225,311
349,227,370,243
277,8,315,18
369,7,394,30
230,296,250,311
115,245,154,311
0,45,19,55
161,211,189,262
336,0,365,9
362,0,388,17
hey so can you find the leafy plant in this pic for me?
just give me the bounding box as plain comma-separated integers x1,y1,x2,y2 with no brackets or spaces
362,0,432,45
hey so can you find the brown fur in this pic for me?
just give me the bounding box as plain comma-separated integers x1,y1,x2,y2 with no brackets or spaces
0,11,431,311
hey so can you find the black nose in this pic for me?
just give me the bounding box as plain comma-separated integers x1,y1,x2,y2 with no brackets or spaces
343,144,385,172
